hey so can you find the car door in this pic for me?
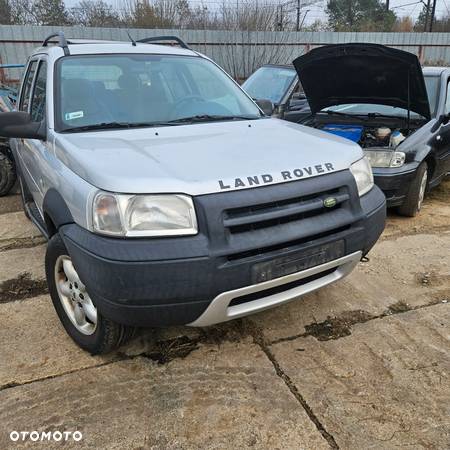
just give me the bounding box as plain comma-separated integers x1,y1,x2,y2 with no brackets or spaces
15,58,39,200
442,79,450,174
15,57,49,212
25,57,49,212
431,78,450,180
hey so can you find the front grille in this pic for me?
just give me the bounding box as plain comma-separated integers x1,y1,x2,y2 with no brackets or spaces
223,187,349,235
195,171,360,265
228,267,337,307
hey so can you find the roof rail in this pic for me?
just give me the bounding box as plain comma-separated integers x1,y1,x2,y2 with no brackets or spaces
42,32,70,56
137,36,191,50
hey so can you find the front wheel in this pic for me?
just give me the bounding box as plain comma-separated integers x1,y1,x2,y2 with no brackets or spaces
45,233,134,354
397,162,428,217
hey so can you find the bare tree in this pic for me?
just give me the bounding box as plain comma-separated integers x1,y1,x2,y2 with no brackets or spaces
69,0,121,27
151,0,193,28
120,0,170,27
186,3,218,29
31,0,72,25
393,16,414,32
218,29,294,80
121,0,190,28
219,0,280,31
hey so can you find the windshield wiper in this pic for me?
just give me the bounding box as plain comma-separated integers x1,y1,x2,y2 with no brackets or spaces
167,114,260,124
62,122,140,133
61,121,185,133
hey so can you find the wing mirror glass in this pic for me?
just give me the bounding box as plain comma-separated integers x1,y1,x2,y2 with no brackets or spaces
0,111,46,140
255,99,274,116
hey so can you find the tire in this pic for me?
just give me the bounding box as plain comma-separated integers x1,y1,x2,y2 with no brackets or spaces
0,148,16,197
397,162,428,217
45,233,134,354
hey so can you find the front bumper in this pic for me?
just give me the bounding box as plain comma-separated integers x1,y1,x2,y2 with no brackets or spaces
373,162,419,207
60,173,386,327
189,251,362,326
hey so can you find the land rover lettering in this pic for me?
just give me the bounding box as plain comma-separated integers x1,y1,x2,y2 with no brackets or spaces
218,163,336,190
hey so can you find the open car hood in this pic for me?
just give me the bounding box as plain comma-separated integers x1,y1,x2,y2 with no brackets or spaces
293,43,431,120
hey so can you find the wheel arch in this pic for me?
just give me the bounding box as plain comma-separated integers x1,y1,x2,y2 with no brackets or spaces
42,189,74,237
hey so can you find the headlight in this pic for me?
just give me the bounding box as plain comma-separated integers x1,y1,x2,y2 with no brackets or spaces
364,150,405,168
93,193,198,237
350,157,374,196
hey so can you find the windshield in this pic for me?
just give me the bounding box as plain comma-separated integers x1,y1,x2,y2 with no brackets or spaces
56,54,261,131
242,66,297,105
323,75,440,119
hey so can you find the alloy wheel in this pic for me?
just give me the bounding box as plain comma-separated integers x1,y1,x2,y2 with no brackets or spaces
54,255,97,335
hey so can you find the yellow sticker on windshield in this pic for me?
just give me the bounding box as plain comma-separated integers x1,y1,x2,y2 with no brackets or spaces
65,111,84,121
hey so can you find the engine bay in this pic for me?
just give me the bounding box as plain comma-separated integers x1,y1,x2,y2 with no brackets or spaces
306,115,423,150
317,123,417,149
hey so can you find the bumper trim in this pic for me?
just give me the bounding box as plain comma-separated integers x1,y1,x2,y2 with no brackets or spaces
188,250,362,327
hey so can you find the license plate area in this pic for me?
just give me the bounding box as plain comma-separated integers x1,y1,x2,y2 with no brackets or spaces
251,240,345,283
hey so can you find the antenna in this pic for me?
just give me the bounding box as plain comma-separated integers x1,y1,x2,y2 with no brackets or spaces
126,30,137,47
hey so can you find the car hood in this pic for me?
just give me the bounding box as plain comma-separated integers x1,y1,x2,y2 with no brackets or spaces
293,43,431,120
54,118,363,196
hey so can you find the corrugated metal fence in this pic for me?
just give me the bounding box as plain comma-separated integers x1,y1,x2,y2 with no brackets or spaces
1,25,450,84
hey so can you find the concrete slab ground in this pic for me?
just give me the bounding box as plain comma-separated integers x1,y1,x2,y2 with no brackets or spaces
0,210,45,251
0,295,115,387
0,245,45,283
269,304,450,449
0,342,330,450
0,179,449,449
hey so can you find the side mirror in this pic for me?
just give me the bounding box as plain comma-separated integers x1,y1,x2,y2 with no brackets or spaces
429,123,450,148
291,92,306,101
288,93,307,112
430,113,450,133
0,111,46,140
255,99,274,116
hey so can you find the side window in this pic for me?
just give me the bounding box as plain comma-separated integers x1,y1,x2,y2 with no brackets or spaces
19,61,38,112
445,81,450,114
30,61,47,122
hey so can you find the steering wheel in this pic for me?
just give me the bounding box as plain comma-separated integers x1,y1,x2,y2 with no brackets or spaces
171,95,205,118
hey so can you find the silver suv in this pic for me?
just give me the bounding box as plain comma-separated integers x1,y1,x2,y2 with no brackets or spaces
0,33,386,354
